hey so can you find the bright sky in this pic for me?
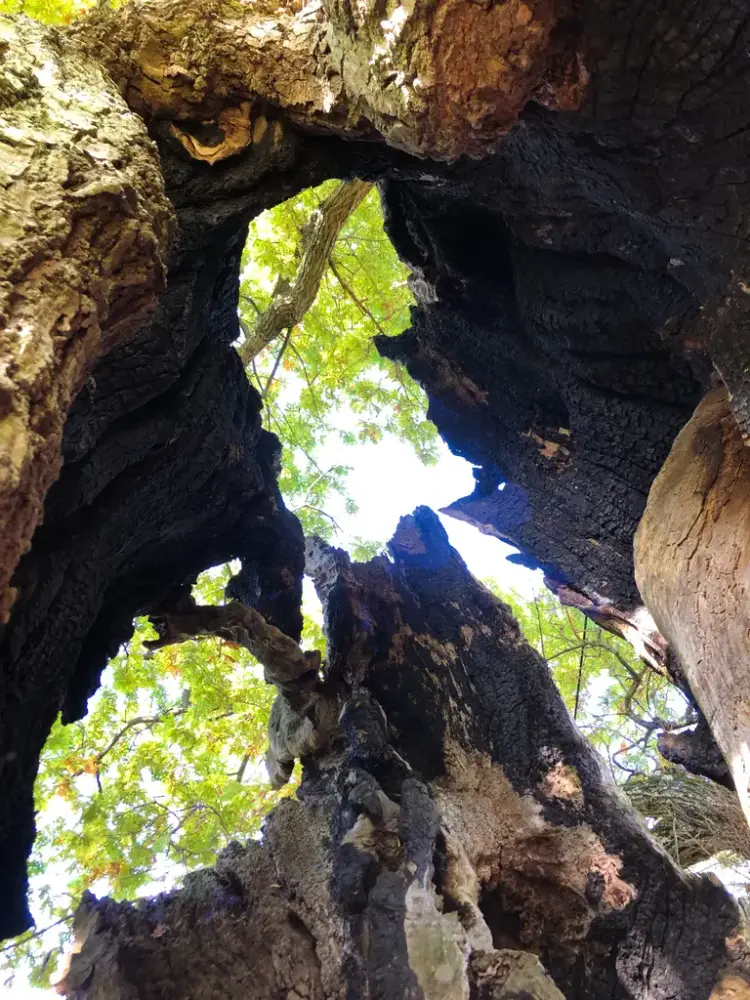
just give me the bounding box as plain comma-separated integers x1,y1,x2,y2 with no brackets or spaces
311,422,541,597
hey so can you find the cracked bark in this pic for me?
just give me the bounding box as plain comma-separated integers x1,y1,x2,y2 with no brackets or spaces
72,0,585,161
0,15,173,623
0,69,418,936
57,511,748,1000
2,0,750,984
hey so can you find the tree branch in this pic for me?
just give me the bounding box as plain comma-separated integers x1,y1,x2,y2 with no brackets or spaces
146,593,320,690
238,180,372,365
0,913,74,954
327,254,387,336
262,326,293,399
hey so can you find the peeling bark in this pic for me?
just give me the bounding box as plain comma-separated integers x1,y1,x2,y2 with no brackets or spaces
58,511,746,1000
0,14,173,622
635,388,750,829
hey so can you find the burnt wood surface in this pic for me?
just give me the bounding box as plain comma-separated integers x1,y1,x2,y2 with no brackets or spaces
0,128,419,938
58,511,743,1000
378,0,750,608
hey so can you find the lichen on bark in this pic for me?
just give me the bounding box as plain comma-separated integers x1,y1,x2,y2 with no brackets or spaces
0,14,172,621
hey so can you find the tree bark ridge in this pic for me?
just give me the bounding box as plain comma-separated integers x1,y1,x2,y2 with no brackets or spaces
57,509,747,1000
0,14,173,622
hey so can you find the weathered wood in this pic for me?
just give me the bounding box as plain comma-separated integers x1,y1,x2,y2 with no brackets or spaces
57,510,746,1000
0,14,173,622
635,387,750,828
376,0,750,612
74,0,584,161
0,119,358,940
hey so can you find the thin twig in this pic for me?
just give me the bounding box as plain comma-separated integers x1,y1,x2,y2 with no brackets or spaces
534,592,546,661
573,616,588,721
1,914,75,954
263,326,293,399
328,256,387,336
236,753,251,784
292,504,343,534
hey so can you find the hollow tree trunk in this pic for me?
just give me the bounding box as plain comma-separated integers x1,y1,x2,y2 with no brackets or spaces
0,14,419,939
3,0,750,971
635,387,750,829
59,510,748,1000
0,0,584,939
0,0,584,637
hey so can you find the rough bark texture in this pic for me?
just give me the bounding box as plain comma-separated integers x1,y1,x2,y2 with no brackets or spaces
0,109,420,938
0,14,173,623
3,0,750,979
658,719,735,791
73,0,585,161
58,511,747,1000
375,0,750,619
635,387,750,829
625,771,750,868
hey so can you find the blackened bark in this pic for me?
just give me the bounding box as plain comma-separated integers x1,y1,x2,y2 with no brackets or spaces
59,510,745,1000
658,724,734,791
0,126,420,938
376,0,750,613
3,0,750,968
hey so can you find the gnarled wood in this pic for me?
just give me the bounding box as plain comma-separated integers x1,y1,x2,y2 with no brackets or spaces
0,15,172,622
72,0,584,161
635,387,750,828
57,510,745,1000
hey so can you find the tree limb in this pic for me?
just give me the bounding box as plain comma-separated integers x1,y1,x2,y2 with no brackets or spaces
146,592,320,690
238,180,373,365
626,771,750,868
327,254,387,336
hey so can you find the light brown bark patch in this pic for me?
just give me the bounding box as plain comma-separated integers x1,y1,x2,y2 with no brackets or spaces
540,763,583,803
170,101,254,163
76,0,583,161
0,16,172,621
436,745,635,952
635,388,750,828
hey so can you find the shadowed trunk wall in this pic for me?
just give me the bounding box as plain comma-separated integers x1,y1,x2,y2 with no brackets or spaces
376,1,750,613
0,121,421,937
